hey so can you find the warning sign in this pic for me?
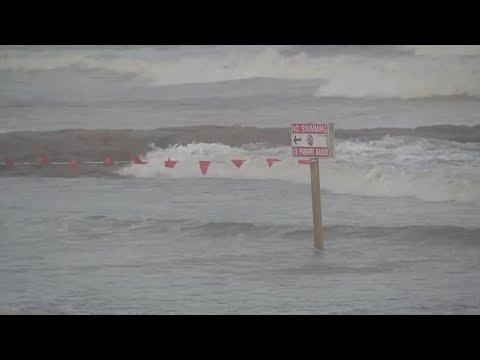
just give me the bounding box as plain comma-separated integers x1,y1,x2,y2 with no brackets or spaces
291,123,335,158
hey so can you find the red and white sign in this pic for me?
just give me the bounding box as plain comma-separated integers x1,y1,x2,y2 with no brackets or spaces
291,123,335,158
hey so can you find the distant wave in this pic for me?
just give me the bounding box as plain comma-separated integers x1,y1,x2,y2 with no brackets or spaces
2,46,480,99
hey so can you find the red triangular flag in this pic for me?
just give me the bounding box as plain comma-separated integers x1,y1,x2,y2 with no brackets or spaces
164,157,178,168
4,158,15,167
298,159,312,165
266,158,281,168
36,156,49,165
69,160,78,169
104,157,113,165
231,159,245,168
199,160,212,175
133,155,149,165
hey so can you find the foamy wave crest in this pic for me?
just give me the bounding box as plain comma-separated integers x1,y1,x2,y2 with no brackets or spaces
2,46,480,98
337,136,480,167
314,54,480,99
118,143,310,183
0,48,320,85
118,140,480,203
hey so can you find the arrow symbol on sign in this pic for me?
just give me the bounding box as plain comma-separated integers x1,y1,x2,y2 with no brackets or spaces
294,135,302,145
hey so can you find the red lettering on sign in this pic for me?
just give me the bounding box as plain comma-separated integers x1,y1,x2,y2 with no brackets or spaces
292,147,330,158
291,123,329,134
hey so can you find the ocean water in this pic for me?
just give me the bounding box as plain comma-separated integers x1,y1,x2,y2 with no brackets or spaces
0,45,479,314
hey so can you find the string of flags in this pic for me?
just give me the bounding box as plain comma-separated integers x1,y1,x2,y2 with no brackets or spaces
1,155,315,175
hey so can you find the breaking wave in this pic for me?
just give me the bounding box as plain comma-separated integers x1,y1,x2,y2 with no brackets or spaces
1,126,480,203
2,45,480,99
118,139,480,203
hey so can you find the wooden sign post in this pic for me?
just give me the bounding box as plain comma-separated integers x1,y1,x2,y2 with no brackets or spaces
291,123,335,249
310,158,323,249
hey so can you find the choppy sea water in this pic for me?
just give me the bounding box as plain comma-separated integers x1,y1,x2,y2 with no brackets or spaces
1,45,479,314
